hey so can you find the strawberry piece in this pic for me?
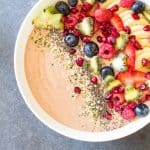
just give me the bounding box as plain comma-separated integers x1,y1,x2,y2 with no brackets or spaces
110,14,124,32
116,71,146,87
120,0,135,8
88,2,100,17
95,8,113,22
125,42,136,71
122,106,136,120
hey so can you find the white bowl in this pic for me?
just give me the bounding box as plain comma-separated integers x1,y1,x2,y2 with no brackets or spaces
14,0,150,142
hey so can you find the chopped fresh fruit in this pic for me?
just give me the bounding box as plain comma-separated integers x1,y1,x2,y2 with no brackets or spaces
90,76,98,84
125,85,141,102
69,48,77,55
89,56,101,74
44,6,59,14
107,36,116,44
100,66,114,80
113,93,125,105
74,86,81,94
141,58,149,67
143,25,150,31
106,100,114,109
81,2,92,12
131,13,140,20
82,36,91,43
76,17,94,36
103,111,112,120
134,103,149,117
99,43,115,59
125,42,136,70
95,9,113,22
120,0,135,8
81,0,96,5
55,1,70,16
123,26,131,34
64,33,79,47
97,36,102,43
145,72,150,79
111,53,128,73
111,13,124,32
104,75,115,85
110,4,119,12
143,11,150,22
122,106,136,120
105,91,113,100
127,102,137,109
106,80,122,92
76,57,84,66
115,31,129,50
139,84,148,91
33,10,64,29
84,42,99,57
132,1,145,14
87,2,100,17
68,0,78,7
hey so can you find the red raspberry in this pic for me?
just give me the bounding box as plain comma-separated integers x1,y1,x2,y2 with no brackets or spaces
120,0,135,8
64,15,78,29
95,9,113,22
122,106,136,120
99,43,115,59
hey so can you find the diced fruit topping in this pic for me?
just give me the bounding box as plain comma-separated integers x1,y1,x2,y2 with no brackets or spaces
64,33,79,47
81,0,96,5
55,1,70,16
106,100,114,109
97,36,102,43
110,5,119,12
145,72,150,79
84,42,99,57
105,91,113,100
64,15,78,29
115,31,129,50
103,111,112,120
131,13,140,20
111,53,128,73
89,56,101,75
143,25,150,31
123,26,131,34
82,36,91,43
122,106,136,120
139,84,148,91
134,103,149,117
76,17,94,36
90,76,98,84
132,1,145,14
100,67,114,80
141,58,149,67
105,79,121,92
74,86,81,94
76,57,84,66
33,7,64,29
125,85,141,102
69,48,77,55
68,0,78,7
99,43,115,59
95,9,113,22
120,0,135,8
104,75,115,85
111,14,124,32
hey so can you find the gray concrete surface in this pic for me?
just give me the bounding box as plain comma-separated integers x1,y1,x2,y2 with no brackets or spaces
0,0,150,149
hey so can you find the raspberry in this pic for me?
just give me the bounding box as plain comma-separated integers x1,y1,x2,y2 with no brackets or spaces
122,106,136,120
64,15,78,29
120,0,135,8
99,43,115,59
95,9,113,22
76,57,84,67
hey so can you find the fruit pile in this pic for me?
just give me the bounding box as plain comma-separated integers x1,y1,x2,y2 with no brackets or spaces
33,0,150,121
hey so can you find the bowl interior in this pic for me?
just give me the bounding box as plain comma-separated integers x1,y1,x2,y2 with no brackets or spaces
14,0,150,142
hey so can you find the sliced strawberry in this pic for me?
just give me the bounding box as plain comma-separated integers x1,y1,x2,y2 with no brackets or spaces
95,8,113,22
88,2,100,17
116,71,146,86
125,42,136,71
110,14,124,32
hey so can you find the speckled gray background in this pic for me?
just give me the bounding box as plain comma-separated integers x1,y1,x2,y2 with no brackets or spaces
0,0,150,149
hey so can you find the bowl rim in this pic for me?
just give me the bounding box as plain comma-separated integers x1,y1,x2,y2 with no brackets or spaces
14,0,150,142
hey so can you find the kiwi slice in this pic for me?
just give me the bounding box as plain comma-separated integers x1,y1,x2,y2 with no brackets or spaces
76,17,94,36
104,75,115,85
106,80,122,92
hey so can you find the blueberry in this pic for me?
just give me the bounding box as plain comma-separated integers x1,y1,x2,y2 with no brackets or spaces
55,1,70,16
68,0,78,7
100,66,114,79
132,1,145,14
134,103,149,117
97,0,106,3
64,33,79,47
84,42,99,58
